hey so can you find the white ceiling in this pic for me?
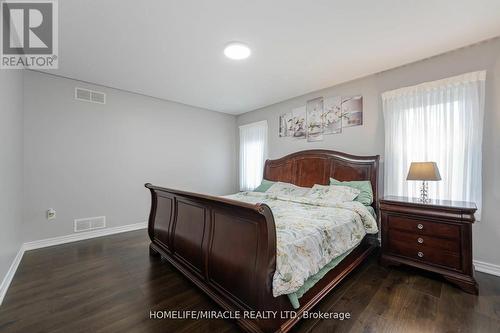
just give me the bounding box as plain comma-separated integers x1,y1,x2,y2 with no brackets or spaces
46,0,500,114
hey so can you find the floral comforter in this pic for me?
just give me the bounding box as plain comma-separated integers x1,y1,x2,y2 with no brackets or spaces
224,192,378,297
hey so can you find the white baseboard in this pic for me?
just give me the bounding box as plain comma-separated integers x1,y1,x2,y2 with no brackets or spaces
0,221,147,306
0,247,25,306
23,221,147,251
474,260,500,277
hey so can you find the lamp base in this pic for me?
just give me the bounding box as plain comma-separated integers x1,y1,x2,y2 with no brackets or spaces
418,181,430,203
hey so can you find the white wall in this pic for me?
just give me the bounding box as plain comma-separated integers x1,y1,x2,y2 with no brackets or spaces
0,71,24,286
237,38,500,268
23,71,237,242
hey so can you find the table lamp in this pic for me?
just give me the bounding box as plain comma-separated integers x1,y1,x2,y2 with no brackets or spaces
406,162,441,203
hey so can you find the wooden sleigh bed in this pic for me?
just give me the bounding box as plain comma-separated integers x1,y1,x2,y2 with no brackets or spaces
145,149,380,333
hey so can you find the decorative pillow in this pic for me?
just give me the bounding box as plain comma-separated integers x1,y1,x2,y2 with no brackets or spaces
306,184,360,203
329,178,373,206
253,179,276,192
265,182,310,197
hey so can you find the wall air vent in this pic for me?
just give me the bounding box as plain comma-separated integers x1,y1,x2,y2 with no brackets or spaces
74,216,106,233
75,87,106,104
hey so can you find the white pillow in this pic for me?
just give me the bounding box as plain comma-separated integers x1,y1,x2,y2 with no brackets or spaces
306,184,360,203
265,182,310,197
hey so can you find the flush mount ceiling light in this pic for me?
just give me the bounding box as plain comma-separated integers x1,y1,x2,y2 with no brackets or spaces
224,42,251,60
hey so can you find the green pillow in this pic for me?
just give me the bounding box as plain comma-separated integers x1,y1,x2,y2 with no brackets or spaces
329,178,373,205
253,179,276,192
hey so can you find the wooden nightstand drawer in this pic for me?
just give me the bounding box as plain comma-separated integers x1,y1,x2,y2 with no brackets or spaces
387,215,460,240
387,238,461,270
388,229,460,253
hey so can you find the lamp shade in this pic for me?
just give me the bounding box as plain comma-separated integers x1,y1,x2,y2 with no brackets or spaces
406,162,442,181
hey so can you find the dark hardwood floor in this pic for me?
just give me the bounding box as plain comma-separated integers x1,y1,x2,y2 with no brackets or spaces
1,230,499,333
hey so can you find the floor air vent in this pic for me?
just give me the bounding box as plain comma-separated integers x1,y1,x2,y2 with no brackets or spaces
75,87,106,104
74,216,106,232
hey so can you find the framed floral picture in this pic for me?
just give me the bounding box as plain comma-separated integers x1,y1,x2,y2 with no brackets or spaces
322,96,342,134
291,106,306,138
341,96,363,127
280,95,362,139
279,112,294,137
306,97,324,141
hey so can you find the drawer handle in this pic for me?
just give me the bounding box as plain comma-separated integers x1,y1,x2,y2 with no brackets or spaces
417,237,424,244
417,251,424,258
417,223,424,230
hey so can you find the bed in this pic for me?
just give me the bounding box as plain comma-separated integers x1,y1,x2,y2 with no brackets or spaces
145,149,380,333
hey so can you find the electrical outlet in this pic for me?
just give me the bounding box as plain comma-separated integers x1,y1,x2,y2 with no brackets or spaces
47,208,56,220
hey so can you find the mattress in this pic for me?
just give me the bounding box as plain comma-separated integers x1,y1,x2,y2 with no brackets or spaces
224,192,378,302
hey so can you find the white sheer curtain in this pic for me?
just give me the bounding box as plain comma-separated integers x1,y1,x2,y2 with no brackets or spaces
382,71,486,217
239,120,268,191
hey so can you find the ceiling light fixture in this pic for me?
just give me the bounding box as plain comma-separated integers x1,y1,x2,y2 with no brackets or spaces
224,42,251,60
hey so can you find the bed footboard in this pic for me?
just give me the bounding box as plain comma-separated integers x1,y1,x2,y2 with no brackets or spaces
145,184,286,332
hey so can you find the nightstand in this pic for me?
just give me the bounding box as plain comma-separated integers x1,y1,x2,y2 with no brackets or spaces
379,195,478,294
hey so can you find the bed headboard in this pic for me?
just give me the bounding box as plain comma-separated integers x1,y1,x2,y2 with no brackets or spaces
263,149,380,213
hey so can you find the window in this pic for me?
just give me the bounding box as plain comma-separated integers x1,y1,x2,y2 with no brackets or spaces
239,120,268,191
382,71,486,217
